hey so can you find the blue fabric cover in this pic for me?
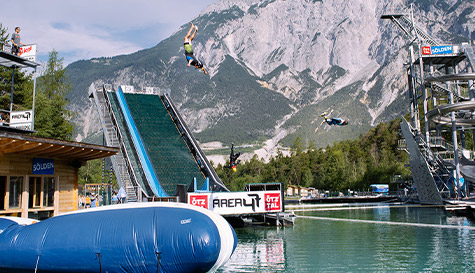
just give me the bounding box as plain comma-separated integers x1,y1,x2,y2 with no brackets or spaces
0,204,234,272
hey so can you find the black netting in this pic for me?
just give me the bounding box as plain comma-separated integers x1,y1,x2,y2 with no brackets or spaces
123,93,205,195
108,92,152,196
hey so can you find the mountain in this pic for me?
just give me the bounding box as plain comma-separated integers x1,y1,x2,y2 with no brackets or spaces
65,0,474,161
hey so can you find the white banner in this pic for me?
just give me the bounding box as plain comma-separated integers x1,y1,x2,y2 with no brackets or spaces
188,190,283,215
18,44,37,62
10,110,33,131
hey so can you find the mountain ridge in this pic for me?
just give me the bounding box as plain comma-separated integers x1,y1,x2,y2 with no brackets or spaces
65,0,474,162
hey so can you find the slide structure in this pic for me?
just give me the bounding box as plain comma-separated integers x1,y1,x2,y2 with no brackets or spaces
93,85,228,199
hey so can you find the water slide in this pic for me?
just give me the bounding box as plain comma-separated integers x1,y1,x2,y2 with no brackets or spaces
425,73,475,190
106,86,228,197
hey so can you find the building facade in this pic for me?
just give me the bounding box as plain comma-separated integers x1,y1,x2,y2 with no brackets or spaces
0,131,118,219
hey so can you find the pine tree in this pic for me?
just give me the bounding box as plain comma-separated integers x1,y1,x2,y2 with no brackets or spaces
34,50,74,140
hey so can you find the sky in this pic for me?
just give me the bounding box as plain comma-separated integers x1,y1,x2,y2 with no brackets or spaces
1,0,218,67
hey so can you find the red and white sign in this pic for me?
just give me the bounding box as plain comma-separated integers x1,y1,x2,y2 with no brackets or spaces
189,194,208,209
264,193,281,211
18,44,37,62
422,46,431,55
187,191,283,215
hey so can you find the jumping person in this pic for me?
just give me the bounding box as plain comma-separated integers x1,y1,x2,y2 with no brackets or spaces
11,26,26,56
226,143,241,172
323,116,348,126
313,110,348,133
184,23,207,75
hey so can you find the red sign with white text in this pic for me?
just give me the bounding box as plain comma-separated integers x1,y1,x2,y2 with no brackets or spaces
422,46,431,55
189,195,208,209
264,193,281,211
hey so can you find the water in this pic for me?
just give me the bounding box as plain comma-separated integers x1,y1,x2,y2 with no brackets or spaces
218,203,475,272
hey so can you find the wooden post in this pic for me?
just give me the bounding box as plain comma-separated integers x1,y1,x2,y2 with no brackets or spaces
54,176,59,216
22,176,28,218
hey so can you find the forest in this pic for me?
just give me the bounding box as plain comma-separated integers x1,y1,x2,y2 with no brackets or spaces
0,22,411,193
215,118,410,193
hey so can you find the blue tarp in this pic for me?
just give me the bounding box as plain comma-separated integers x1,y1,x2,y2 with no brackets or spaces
0,203,237,272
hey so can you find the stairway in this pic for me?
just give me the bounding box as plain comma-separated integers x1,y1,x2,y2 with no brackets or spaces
89,84,139,202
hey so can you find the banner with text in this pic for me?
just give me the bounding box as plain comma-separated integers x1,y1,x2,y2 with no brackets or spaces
188,191,283,215
10,110,33,131
422,45,458,56
18,44,37,62
32,158,54,175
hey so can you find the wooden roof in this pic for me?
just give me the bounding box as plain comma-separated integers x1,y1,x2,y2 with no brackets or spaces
0,131,119,161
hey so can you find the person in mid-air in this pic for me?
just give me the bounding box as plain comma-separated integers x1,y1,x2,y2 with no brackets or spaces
226,143,241,172
184,23,207,75
313,110,348,133
323,116,348,126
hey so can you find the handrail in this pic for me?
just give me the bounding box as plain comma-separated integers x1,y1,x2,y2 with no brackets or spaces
162,93,229,192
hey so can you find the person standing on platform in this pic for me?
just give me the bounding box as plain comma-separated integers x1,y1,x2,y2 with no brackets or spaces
11,27,25,56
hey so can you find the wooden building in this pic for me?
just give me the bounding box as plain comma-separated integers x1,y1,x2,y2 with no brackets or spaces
0,130,118,219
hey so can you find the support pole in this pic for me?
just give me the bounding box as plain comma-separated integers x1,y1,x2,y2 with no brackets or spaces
10,67,15,114
32,67,37,130
448,85,461,199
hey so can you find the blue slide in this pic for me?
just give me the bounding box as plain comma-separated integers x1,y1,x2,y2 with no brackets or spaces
115,87,167,197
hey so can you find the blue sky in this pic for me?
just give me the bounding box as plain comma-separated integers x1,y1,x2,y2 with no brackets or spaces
1,0,218,67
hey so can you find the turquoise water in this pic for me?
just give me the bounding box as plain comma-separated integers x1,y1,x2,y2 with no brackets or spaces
218,203,475,272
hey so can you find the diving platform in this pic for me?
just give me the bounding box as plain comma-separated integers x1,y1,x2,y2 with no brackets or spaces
382,8,475,204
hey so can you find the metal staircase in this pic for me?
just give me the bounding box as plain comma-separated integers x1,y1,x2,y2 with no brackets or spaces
380,13,440,45
89,84,143,202
461,43,475,72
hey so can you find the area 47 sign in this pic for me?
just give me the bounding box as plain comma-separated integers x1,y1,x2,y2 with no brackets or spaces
188,191,283,215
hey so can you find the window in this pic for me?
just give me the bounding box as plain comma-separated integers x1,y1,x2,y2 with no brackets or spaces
9,176,23,208
43,177,55,207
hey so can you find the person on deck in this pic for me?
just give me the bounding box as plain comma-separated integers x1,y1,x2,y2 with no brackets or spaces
11,27,26,56
184,23,207,75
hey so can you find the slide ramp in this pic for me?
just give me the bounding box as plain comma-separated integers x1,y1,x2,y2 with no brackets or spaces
105,86,227,197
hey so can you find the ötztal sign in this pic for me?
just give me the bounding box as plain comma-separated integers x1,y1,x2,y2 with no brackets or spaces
188,191,282,215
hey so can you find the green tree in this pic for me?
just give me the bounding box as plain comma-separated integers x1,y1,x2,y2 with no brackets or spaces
34,50,74,140
78,159,118,188
212,118,409,193
0,23,8,44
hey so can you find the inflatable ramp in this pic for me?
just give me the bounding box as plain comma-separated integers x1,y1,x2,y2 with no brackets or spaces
90,84,228,200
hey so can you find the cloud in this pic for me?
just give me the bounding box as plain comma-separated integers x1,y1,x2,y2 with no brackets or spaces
1,0,217,66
